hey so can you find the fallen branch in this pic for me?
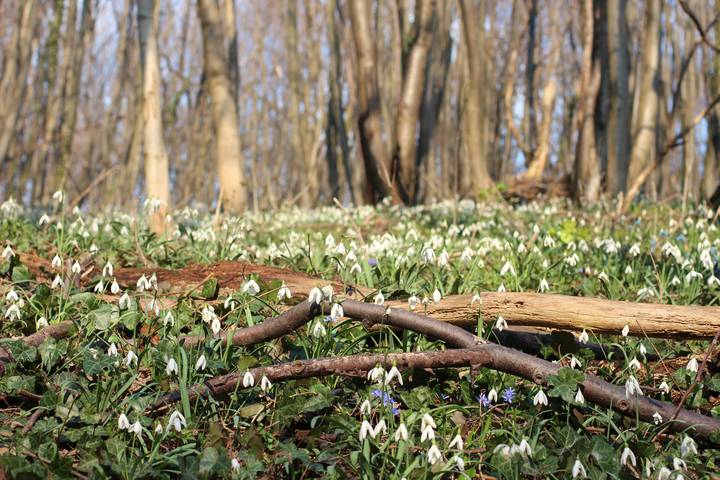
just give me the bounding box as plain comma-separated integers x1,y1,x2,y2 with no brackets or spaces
150,299,720,443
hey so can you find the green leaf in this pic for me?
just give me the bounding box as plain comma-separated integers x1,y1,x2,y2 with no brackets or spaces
38,338,67,371
37,441,58,463
11,264,33,287
547,367,585,403
199,278,219,300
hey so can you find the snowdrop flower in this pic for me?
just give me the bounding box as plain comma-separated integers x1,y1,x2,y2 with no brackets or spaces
154,422,163,434
321,285,334,302
118,413,131,430
680,436,697,458
359,420,373,441
539,278,549,292
579,329,589,343
163,310,174,326
570,356,582,369
231,458,241,473
572,458,587,478
136,275,149,292
533,388,548,406
260,375,272,392
629,243,641,257
392,423,408,442
659,380,670,394
421,413,436,430
628,357,642,371
495,316,508,331
242,279,260,295
624,265,633,275
471,293,481,304
165,357,178,376
685,270,703,284
625,375,643,397
52,190,64,204
574,389,585,404
349,262,361,275
432,289,442,303
493,444,511,457
360,399,372,415
367,365,384,383
39,214,50,226
51,255,62,269
195,354,207,371
408,295,419,310
516,438,532,458
427,444,442,465
639,343,647,356
242,371,255,387
449,434,464,450
709,275,720,287
110,278,120,294
210,317,222,335
686,357,698,373
438,250,450,267
1,245,14,260
5,290,18,302
308,287,323,305
486,388,497,403
673,457,686,470
386,366,403,386
372,419,387,437
330,303,344,321
36,317,48,330
670,275,681,287
653,411,663,424
497,283,506,293
125,350,138,367
71,261,81,274
52,275,64,289
103,261,113,277
373,290,385,305
108,343,119,357
277,283,292,300
94,281,104,294
420,424,435,442
620,446,636,467
129,421,142,438
598,271,609,282
500,261,516,276
168,410,186,432
637,287,655,299
312,321,326,337
201,305,216,323
119,292,130,309
621,324,630,337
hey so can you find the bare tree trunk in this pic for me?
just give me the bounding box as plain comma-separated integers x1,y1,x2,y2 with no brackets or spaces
0,0,37,167
703,4,720,202
222,0,239,104
603,0,631,194
573,0,602,203
626,0,660,194
137,0,171,233
349,0,394,203
524,0,538,151
458,0,494,192
681,18,698,210
198,0,247,212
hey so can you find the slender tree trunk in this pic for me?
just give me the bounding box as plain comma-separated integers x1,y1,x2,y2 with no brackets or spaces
573,0,602,203
458,0,494,192
603,0,631,194
681,18,698,210
626,0,660,193
198,0,247,212
349,0,393,203
137,0,171,233
0,0,37,167
524,0,538,150
703,4,720,202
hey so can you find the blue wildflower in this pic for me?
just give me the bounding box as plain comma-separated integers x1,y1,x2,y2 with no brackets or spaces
368,258,378,267
502,387,516,403
477,393,490,407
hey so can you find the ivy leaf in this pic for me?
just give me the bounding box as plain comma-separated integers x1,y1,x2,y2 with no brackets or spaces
547,367,585,404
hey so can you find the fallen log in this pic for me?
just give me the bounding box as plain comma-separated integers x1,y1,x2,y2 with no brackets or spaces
114,261,720,339
149,298,720,444
387,292,720,339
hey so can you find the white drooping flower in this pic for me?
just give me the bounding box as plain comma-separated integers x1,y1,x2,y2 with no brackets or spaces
52,190,64,204
659,380,670,394
231,458,241,472
94,281,104,294
539,278,549,292
686,357,699,373
653,411,663,424
195,354,207,371
359,420,373,441
533,388,548,406
624,375,643,397
427,444,442,465
4,303,21,320
242,371,255,387
628,357,642,371
420,424,435,442
408,295,419,310
432,289,442,303
308,287,323,305
277,283,292,300
673,457,687,471
500,261,516,277
163,311,175,326
107,343,119,357
621,324,630,337
372,419,387,438
330,303,344,321
574,389,585,404
680,436,697,458
119,292,130,309
168,410,186,432
165,357,178,376
620,447,636,467
495,316,508,332
210,317,222,335
373,290,385,305
449,434,464,450
125,350,138,367
51,255,62,270
570,356,582,369
129,421,142,438
260,375,272,392
154,422,163,434
572,458,587,478
71,261,81,275
201,305,217,323
598,271,609,283
36,317,48,330
394,423,408,441
385,366,403,386
624,265,633,275
110,278,120,294
312,321,326,337
487,388,498,403
360,399,372,415
421,413,436,431
52,275,64,289
321,285,334,302
242,279,260,295
1,245,15,259
118,413,131,430
367,365,384,383
579,330,589,343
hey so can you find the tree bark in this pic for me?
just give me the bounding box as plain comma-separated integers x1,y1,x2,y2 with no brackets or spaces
137,0,171,234
459,0,495,191
198,0,247,212
349,0,394,203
